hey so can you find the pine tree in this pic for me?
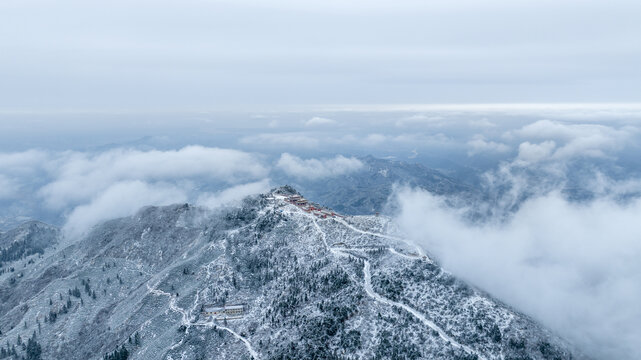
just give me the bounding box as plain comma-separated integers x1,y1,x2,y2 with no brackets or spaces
119,345,129,359
26,334,42,360
104,344,129,360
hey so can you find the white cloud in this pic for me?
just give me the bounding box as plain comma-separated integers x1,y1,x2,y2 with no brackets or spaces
0,149,52,176
197,179,271,209
325,104,641,118
0,175,20,200
468,118,497,128
467,135,510,156
393,133,451,145
515,119,634,143
394,187,641,360
395,114,447,127
64,180,187,238
585,173,641,198
304,116,338,127
276,153,364,179
0,149,59,200
268,119,280,128
38,146,267,209
515,140,556,164
362,133,387,145
0,146,274,236
332,133,450,147
511,120,636,162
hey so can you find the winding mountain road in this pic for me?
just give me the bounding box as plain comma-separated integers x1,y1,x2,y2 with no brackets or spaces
297,205,486,360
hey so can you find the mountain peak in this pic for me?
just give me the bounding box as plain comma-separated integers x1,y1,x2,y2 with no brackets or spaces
271,184,300,196
0,192,583,360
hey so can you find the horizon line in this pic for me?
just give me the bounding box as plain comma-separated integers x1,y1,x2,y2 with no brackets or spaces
2,102,641,115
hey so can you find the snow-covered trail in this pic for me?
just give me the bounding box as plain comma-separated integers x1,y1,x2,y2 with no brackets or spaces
361,259,486,360
146,284,195,352
217,324,260,360
147,285,190,325
142,217,263,359
299,207,485,360
193,321,260,360
332,217,428,259
333,217,402,241
147,286,183,316
387,247,424,260
151,282,260,359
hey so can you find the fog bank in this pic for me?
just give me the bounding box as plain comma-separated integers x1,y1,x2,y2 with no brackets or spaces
394,187,641,359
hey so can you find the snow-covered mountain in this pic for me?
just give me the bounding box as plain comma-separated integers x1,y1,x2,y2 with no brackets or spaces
0,187,582,360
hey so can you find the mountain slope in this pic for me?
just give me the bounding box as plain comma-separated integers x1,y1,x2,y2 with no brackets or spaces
0,187,581,360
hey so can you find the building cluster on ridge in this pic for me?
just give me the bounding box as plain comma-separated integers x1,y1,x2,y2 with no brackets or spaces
283,194,342,219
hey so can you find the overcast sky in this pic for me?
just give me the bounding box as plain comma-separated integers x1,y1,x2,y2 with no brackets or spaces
1,0,641,111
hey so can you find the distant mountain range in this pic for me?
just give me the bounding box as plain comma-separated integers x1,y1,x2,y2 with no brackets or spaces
0,187,583,359
2,154,626,232
0,156,475,231
278,156,479,216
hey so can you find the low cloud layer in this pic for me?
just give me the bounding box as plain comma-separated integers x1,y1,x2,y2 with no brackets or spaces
394,187,641,360
304,116,338,127
65,181,188,238
0,175,19,200
1,114,639,241
240,132,321,149
515,140,556,164
509,119,636,162
467,135,510,156
197,180,272,209
276,153,364,179
0,146,374,236
39,146,268,210
376,114,641,359
0,146,273,236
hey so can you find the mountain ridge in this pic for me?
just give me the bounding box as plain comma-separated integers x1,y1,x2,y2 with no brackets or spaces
0,187,583,359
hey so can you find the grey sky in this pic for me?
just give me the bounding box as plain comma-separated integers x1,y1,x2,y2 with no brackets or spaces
1,0,640,111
